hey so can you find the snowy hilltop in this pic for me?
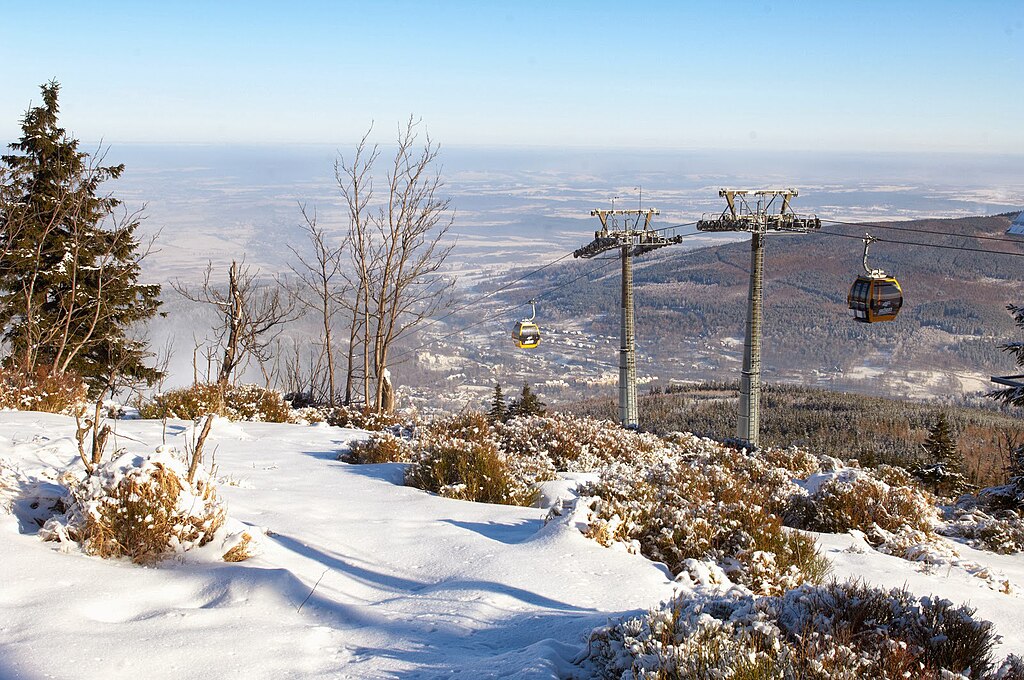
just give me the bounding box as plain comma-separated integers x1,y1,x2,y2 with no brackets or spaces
3,405,1024,679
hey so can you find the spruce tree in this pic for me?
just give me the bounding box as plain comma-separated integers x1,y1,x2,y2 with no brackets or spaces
487,383,506,424
913,412,971,497
509,382,545,419
0,81,162,393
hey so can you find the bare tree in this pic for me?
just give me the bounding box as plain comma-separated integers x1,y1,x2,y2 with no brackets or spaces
336,127,379,407
174,260,299,388
287,205,348,405
336,118,455,412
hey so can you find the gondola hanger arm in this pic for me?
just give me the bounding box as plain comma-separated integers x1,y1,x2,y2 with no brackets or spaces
862,232,886,277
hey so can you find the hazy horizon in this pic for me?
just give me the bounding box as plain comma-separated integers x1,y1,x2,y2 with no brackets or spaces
54,143,1020,283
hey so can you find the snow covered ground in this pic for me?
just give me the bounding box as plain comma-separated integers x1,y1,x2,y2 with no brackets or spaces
2,412,1023,678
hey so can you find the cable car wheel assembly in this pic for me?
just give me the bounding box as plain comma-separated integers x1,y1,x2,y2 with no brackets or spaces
848,233,903,323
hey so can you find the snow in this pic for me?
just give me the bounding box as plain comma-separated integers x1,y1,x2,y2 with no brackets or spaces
2,411,1023,677
0,413,676,679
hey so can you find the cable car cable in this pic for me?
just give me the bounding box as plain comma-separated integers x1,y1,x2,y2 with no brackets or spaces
389,256,622,365
391,226,716,364
816,228,1024,258
416,251,577,337
820,217,1024,245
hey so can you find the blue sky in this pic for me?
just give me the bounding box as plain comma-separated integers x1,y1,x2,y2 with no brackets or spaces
2,1,1022,152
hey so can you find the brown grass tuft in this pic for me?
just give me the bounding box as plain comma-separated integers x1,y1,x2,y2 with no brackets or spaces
222,532,255,562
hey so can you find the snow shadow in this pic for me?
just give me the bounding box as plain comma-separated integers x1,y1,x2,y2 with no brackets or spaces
271,531,430,593
299,446,346,462
441,518,543,545
335,461,407,486
265,532,611,678
270,531,593,612
342,609,618,679
10,478,65,534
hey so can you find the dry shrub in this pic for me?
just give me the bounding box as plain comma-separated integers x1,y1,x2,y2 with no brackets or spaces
222,531,258,562
0,366,86,414
872,463,920,488
325,404,408,432
404,433,550,506
222,384,291,423
429,410,492,442
140,383,224,419
499,413,663,471
793,471,938,537
140,383,291,423
338,411,556,506
344,433,414,464
47,449,226,564
583,580,997,680
290,406,326,424
759,446,822,478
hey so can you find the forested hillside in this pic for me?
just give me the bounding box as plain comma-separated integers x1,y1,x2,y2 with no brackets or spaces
482,213,1024,398
561,381,1023,487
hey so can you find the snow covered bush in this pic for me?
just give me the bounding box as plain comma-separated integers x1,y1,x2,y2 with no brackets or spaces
790,470,938,538
497,413,663,471
581,580,998,679
139,382,223,419
220,383,292,422
996,655,1024,679
140,383,291,422
43,448,226,564
344,432,414,464
758,445,822,479
429,410,493,443
325,404,410,432
582,439,829,595
0,366,86,414
939,465,1024,554
405,432,554,506
945,498,1024,555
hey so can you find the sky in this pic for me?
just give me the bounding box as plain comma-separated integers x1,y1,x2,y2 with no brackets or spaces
1,1,1022,153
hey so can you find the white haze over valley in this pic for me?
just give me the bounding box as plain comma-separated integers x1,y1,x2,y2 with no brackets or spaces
107,145,1024,282
94,144,1024,393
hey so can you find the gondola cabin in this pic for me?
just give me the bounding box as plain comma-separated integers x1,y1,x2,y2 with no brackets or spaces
512,320,541,349
848,275,903,323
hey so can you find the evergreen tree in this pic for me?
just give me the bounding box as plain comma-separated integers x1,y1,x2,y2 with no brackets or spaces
923,412,957,463
487,383,506,424
0,81,161,393
912,412,971,498
508,382,545,419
